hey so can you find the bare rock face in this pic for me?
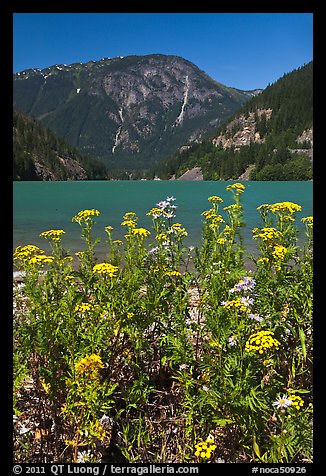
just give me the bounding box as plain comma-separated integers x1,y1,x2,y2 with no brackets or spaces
212,109,272,149
296,128,313,146
177,167,203,181
13,54,255,169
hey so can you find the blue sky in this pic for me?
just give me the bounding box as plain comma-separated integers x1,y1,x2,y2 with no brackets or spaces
13,13,313,90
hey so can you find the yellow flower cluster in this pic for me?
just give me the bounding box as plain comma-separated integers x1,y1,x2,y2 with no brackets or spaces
224,203,242,212
165,270,182,277
74,354,104,378
170,223,188,237
146,207,167,218
288,394,304,410
40,229,65,242
75,303,94,313
194,435,217,459
207,195,223,203
302,216,313,228
93,262,119,277
272,245,288,260
252,227,282,244
121,219,136,228
14,245,45,262
221,298,249,312
131,227,151,237
72,209,100,224
123,211,137,220
226,182,246,193
245,330,280,355
269,202,302,214
29,254,54,265
156,233,168,241
121,212,138,228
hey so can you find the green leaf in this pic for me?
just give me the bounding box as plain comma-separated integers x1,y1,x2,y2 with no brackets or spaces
253,435,261,459
211,417,233,426
299,327,307,360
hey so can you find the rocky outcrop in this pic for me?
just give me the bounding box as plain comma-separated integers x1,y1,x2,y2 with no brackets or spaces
296,128,313,146
33,155,88,181
212,109,272,149
177,167,203,181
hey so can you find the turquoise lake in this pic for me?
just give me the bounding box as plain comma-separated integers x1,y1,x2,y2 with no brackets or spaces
13,181,313,262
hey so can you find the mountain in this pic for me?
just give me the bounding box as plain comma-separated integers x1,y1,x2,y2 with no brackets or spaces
13,108,107,181
158,62,313,181
13,54,259,174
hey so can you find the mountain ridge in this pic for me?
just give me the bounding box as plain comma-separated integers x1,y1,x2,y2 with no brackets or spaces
13,54,260,174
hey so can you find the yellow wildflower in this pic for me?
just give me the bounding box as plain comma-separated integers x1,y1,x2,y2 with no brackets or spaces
270,202,302,214
226,182,246,193
14,245,45,262
93,262,119,277
224,204,242,212
302,216,313,228
28,254,54,265
245,330,280,355
121,219,136,228
40,229,65,242
288,394,304,410
131,227,151,237
74,354,104,378
146,207,167,217
207,195,223,203
194,435,217,459
272,245,288,260
165,270,182,277
123,211,137,220
252,227,282,244
75,303,94,313
156,233,168,241
72,209,100,224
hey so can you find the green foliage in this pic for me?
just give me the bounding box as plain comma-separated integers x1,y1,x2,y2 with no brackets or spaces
13,108,107,181
13,184,313,463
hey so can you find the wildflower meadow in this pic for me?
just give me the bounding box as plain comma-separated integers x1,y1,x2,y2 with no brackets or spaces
13,183,313,464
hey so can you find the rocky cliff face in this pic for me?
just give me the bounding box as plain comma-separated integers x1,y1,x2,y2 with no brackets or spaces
13,54,256,169
212,108,272,149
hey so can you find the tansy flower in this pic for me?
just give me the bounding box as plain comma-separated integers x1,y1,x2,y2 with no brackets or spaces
131,227,151,237
288,394,304,410
226,183,246,193
75,303,95,313
165,270,182,277
269,202,302,214
221,298,250,312
14,245,45,262
121,219,136,228
194,435,217,459
72,209,100,224
245,330,280,355
252,227,282,244
74,354,104,378
272,245,288,260
208,195,223,203
28,254,54,265
40,229,65,242
93,262,119,277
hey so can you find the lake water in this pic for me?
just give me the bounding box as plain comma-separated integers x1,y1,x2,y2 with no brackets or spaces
13,181,313,262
